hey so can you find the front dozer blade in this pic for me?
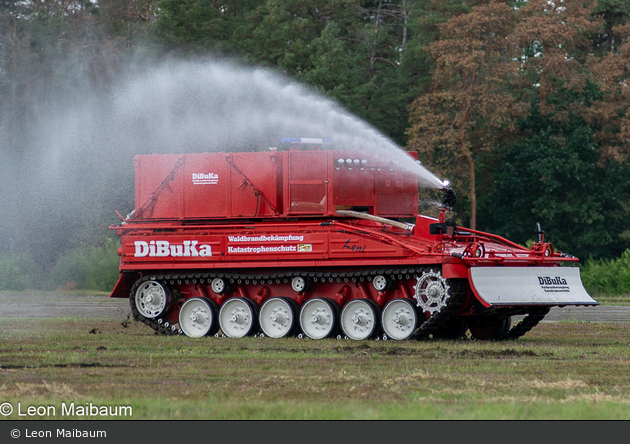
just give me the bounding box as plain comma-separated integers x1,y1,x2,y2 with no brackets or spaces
470,267,598,306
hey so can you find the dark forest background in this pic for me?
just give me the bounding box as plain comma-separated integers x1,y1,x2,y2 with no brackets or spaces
1,0,629,290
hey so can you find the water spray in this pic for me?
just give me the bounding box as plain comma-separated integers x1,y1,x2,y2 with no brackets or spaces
4,57,451,265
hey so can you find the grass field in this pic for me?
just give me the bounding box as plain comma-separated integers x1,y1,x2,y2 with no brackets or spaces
0,317,629,420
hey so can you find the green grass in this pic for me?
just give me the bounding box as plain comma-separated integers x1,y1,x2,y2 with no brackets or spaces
0,318,629,420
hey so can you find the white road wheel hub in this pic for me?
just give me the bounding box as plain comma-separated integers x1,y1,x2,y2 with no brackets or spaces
311,308,330,326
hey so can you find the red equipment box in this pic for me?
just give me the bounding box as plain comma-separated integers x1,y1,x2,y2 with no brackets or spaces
133,149,418,220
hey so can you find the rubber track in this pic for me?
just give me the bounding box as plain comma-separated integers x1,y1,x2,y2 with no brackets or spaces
500,307,551,340
414,279,466,339
128,267,462,339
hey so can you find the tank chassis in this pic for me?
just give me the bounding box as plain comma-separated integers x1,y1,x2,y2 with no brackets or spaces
109,142,597,340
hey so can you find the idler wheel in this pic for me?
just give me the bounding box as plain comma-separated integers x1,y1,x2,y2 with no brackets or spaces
291,276,307,292
134,280,171,319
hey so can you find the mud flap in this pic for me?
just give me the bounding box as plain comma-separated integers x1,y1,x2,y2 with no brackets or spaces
109,273,136,298
469,266,598,306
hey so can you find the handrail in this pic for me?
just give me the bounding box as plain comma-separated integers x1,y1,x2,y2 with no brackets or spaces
452,226,528,251
335,210,414,232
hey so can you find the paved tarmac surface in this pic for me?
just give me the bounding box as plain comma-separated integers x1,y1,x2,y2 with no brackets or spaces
0,291,628,323
0,292,132,320
543,304,630,323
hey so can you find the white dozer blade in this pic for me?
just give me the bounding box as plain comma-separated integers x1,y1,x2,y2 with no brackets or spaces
470,266,598,306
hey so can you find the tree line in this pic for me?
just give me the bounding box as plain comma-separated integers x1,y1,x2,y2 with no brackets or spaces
1,0,629,267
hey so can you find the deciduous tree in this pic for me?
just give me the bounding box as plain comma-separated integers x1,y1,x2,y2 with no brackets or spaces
511,0,602,117
586,23,630,163
406,1,526,229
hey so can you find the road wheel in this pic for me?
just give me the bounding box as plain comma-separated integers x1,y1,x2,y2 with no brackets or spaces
179,297,219,338
381,298,421,340
299,298,339,340
259,297,299,338
340,299,381,340
219,297,259,338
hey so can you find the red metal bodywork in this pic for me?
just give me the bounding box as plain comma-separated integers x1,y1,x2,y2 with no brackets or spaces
113,149,566,274
131,150,418,221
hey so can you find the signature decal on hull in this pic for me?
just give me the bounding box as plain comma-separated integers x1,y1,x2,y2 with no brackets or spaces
343,239,366,253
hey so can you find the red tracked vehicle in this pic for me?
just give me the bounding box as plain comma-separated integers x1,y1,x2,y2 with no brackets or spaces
109,140,597,341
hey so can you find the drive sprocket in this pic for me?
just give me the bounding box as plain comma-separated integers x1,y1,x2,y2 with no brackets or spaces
413,270,451,315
